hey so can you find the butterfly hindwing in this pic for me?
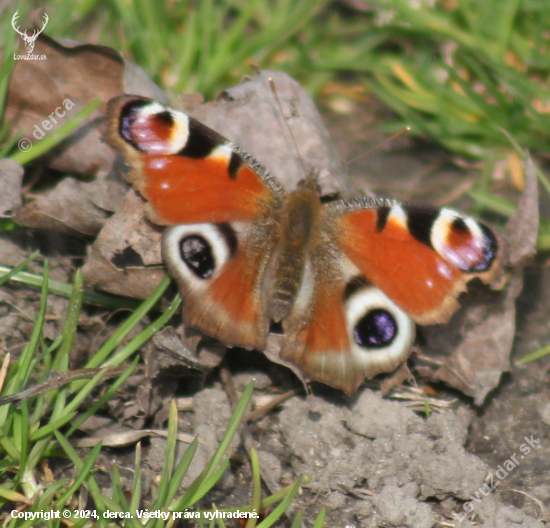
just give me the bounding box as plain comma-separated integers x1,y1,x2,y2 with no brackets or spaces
163,220,277,350
279,209,416,395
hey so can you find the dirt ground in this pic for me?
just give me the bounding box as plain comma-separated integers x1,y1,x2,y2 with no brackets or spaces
1,72,549,527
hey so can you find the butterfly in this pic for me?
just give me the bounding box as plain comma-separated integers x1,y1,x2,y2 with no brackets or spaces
106,94,505,395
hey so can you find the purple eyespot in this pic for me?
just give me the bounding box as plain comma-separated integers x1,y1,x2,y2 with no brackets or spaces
354,309,397,348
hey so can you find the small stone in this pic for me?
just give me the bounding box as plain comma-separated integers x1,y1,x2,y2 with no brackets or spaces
537,402,550,425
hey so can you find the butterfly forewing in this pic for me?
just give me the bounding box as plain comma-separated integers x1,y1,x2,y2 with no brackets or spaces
328,200,504,325
107,96,285,226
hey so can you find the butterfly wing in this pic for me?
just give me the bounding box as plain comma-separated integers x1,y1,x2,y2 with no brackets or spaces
280,199,505,394
107,96,285,225
107,96,506,394
280,251,416,395
330,199,505,324
107,95,285,349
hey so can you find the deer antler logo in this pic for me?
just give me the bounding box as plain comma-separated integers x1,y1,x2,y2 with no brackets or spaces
11,11,49,54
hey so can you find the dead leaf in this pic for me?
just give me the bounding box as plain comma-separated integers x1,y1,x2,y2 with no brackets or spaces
73,429,196,448
6,36,122,176
5,36,169,236
0,159,24,217
192,70,350,194
504,156,539,266
5,35,167,177
14,176,128,236
148,326,213,375
81,190,165,297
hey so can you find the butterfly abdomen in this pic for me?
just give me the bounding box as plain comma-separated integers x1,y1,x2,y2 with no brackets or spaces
268,188,324,322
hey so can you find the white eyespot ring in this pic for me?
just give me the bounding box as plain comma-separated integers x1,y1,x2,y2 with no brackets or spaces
136,103,190,154
431,209,487,270
162,224,233,285
345,286,415,370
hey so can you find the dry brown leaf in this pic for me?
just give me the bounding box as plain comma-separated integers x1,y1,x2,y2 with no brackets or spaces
148,326,214,376
81,190,165,298
73,429,196,448
191,70,350,194
14,176,128,236
6,35,168,236
6,36,123,176
504,156,539,266
0,159,24,217
6,35,167,177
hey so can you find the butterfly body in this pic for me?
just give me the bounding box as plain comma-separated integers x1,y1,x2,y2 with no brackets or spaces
107,94,505,394
267,181,323,322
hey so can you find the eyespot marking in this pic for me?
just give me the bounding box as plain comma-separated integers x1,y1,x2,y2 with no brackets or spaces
354,309,397,348
162,223,236,285
431,209,499,272
118,100,189,154
180,235,215,279
344,284,415,369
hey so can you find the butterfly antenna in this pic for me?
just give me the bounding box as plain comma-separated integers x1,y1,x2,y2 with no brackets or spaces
268,77,311,182
346,127,411,167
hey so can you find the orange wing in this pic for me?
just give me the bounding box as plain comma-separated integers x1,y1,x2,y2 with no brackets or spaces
279,245,415,396
279,199,504,394
107,95,285,350
328,200,505,325
106,95,284,225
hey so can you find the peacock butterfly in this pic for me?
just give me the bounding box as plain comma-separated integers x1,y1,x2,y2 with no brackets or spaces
105,93,505,395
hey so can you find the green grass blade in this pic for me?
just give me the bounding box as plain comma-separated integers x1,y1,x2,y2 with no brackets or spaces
150,399,178,511
66,359,139,437
0,265,139,310
312,508,326,528
499,129,550,195
54,432,102,508
0,251,39,288
0,428,20,462
516,344,550,365
16,261,49,390
14,400,29,488
245,448,262,528
102,292,181,368
290,511,302,528
256,475,303,528
0,20,17,120
166,439,199,506
86,275,172,368
129,442,142,514
52,269,83,373
467,190,516,217
172,383,254,510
